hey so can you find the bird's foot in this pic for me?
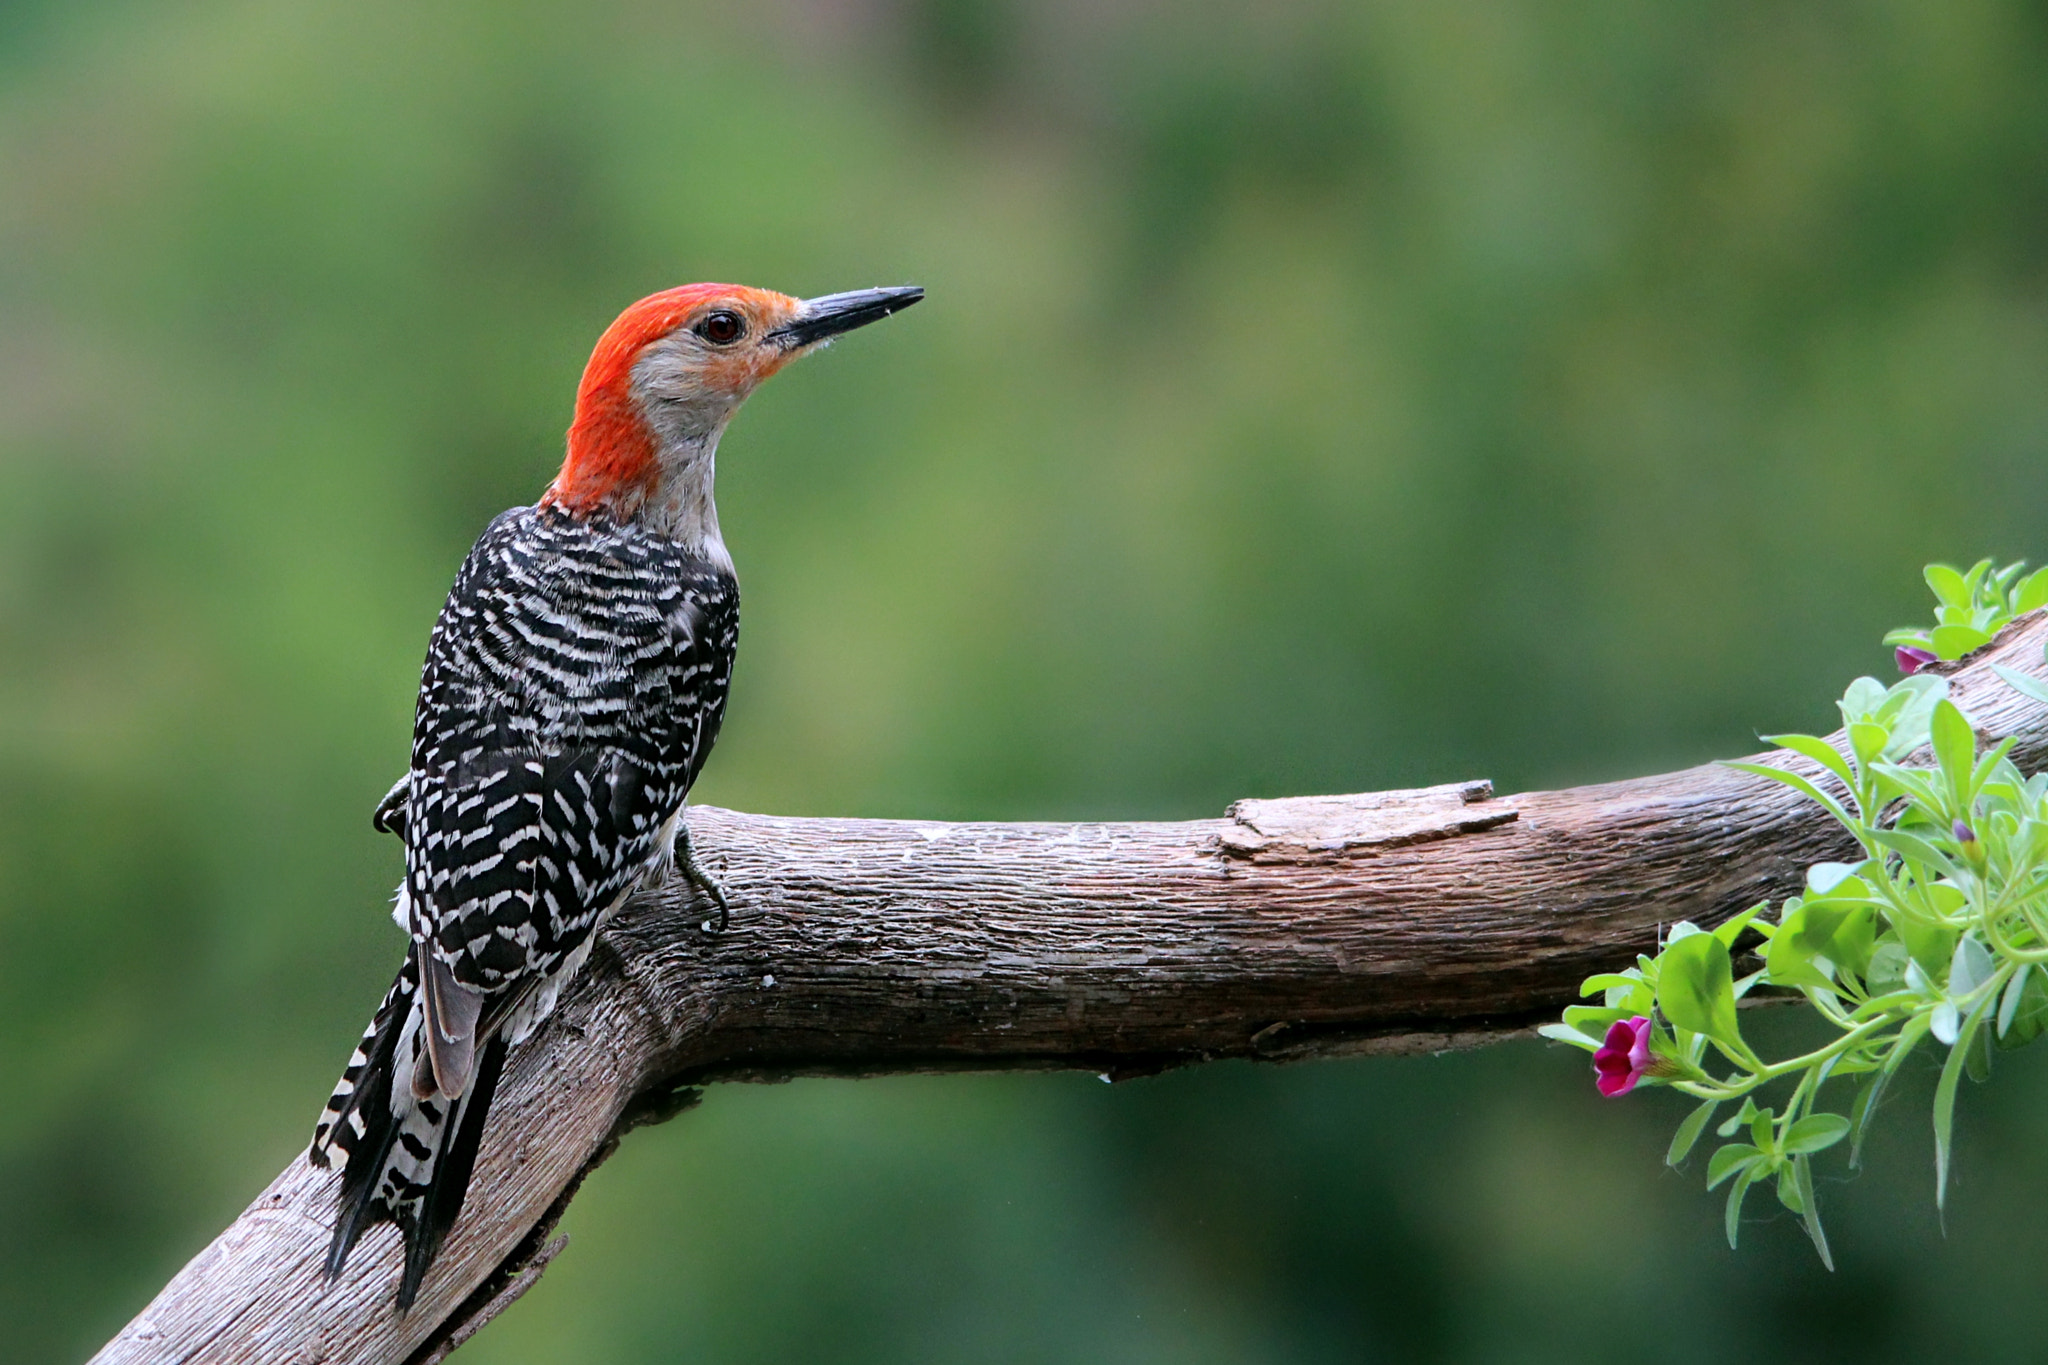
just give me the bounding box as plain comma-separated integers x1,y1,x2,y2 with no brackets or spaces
676,824,730,934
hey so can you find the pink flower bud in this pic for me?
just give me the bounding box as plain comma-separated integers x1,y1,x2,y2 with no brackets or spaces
1897,646,1938,676
1594,1015,1655,1098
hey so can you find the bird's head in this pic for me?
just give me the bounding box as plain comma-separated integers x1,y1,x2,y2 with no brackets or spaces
546,282,923,530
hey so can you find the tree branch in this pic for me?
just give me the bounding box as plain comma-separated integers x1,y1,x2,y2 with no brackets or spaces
90,614,2048,1365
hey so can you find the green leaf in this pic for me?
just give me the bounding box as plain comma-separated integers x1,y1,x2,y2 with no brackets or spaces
1578,972,1642,997
1929,699,1978,793
1562,1004,1629,1038
1725,1165,1759,1250
1805,862,1865,896
1969,737,2016,803
1931,624,1993,660
1823,1053,1880,1077
1845,1076,1883,1170
1996,964,2048,1048
1894,915,1959,981
1993,664,2048,708
1841,676,1889,721
1751,1106,1776,1151
1607,981,1654,1011
1923,881,1968,918
1852,1014,1931,1169
1932,1000,1961,1045
1536,1022,1599,1051
1935,990,1998,1211
1880,675,1949,757
1794,1155,1835,1270
1707,1142,1761,1190
1865,939,1909,995
1848,721,1889,770
1716,1097,1758,1138
1657,932,1744,1054
1722,762,1854,828
1949,935,1994,998
1775,1163,1804,1213
1712,901,1769,950
1667,1098,1721,1167
1967,1014,1995,1084
1866,827,1961,881
1826,904,1879,981
1763,732,1857,790
1887,673,1948,714
1926,563,1971,609
1997,963,2030,1038
1765,903,1844,993
2014,565,2048,613
1782,1113,1851,1154
1873,762,1944,812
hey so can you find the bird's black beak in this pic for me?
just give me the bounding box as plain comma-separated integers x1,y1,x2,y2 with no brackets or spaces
772,286,924,349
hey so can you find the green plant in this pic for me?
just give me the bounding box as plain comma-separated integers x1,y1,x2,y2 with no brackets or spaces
1885,559,2048,670
1546,565,2048,1264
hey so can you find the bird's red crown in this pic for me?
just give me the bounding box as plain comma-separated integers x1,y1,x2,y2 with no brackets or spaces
548,283,802,513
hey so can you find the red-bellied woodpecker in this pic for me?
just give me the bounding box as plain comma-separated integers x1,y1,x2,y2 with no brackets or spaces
308,282,923,1309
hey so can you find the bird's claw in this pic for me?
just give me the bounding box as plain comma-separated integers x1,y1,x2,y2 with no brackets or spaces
676,824,730,934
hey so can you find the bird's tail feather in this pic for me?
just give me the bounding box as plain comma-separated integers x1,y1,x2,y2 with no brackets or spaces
310,947,509,1310
399,1031,507,1305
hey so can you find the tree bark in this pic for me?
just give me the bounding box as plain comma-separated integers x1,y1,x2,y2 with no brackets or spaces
91,614,2048,1365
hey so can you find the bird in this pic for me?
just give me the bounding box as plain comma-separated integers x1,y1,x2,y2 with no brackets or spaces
307,281,923,1310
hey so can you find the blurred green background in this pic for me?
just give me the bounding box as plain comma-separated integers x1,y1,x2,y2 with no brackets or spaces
6,2,2048,1361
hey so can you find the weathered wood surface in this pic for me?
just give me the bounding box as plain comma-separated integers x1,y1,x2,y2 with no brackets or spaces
92,614,2048,1364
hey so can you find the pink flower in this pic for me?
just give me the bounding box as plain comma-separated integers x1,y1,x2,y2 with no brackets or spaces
1594,1015,1654,1097
1897,646,1938,676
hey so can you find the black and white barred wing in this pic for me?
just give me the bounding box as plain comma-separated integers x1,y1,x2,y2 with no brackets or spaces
309,505,735,1307
405,507,725,995
306,738,681,1307
408,738,683,1002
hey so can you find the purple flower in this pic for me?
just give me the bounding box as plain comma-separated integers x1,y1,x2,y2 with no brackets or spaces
1897,646,1938,676
1953,818,1976,844
1594,1015,1654,1098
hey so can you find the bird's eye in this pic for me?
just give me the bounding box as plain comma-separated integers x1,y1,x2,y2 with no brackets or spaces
697,311,746,345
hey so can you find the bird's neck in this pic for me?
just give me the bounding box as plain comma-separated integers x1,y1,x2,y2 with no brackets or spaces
549,392,734,571
633,429,730,569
